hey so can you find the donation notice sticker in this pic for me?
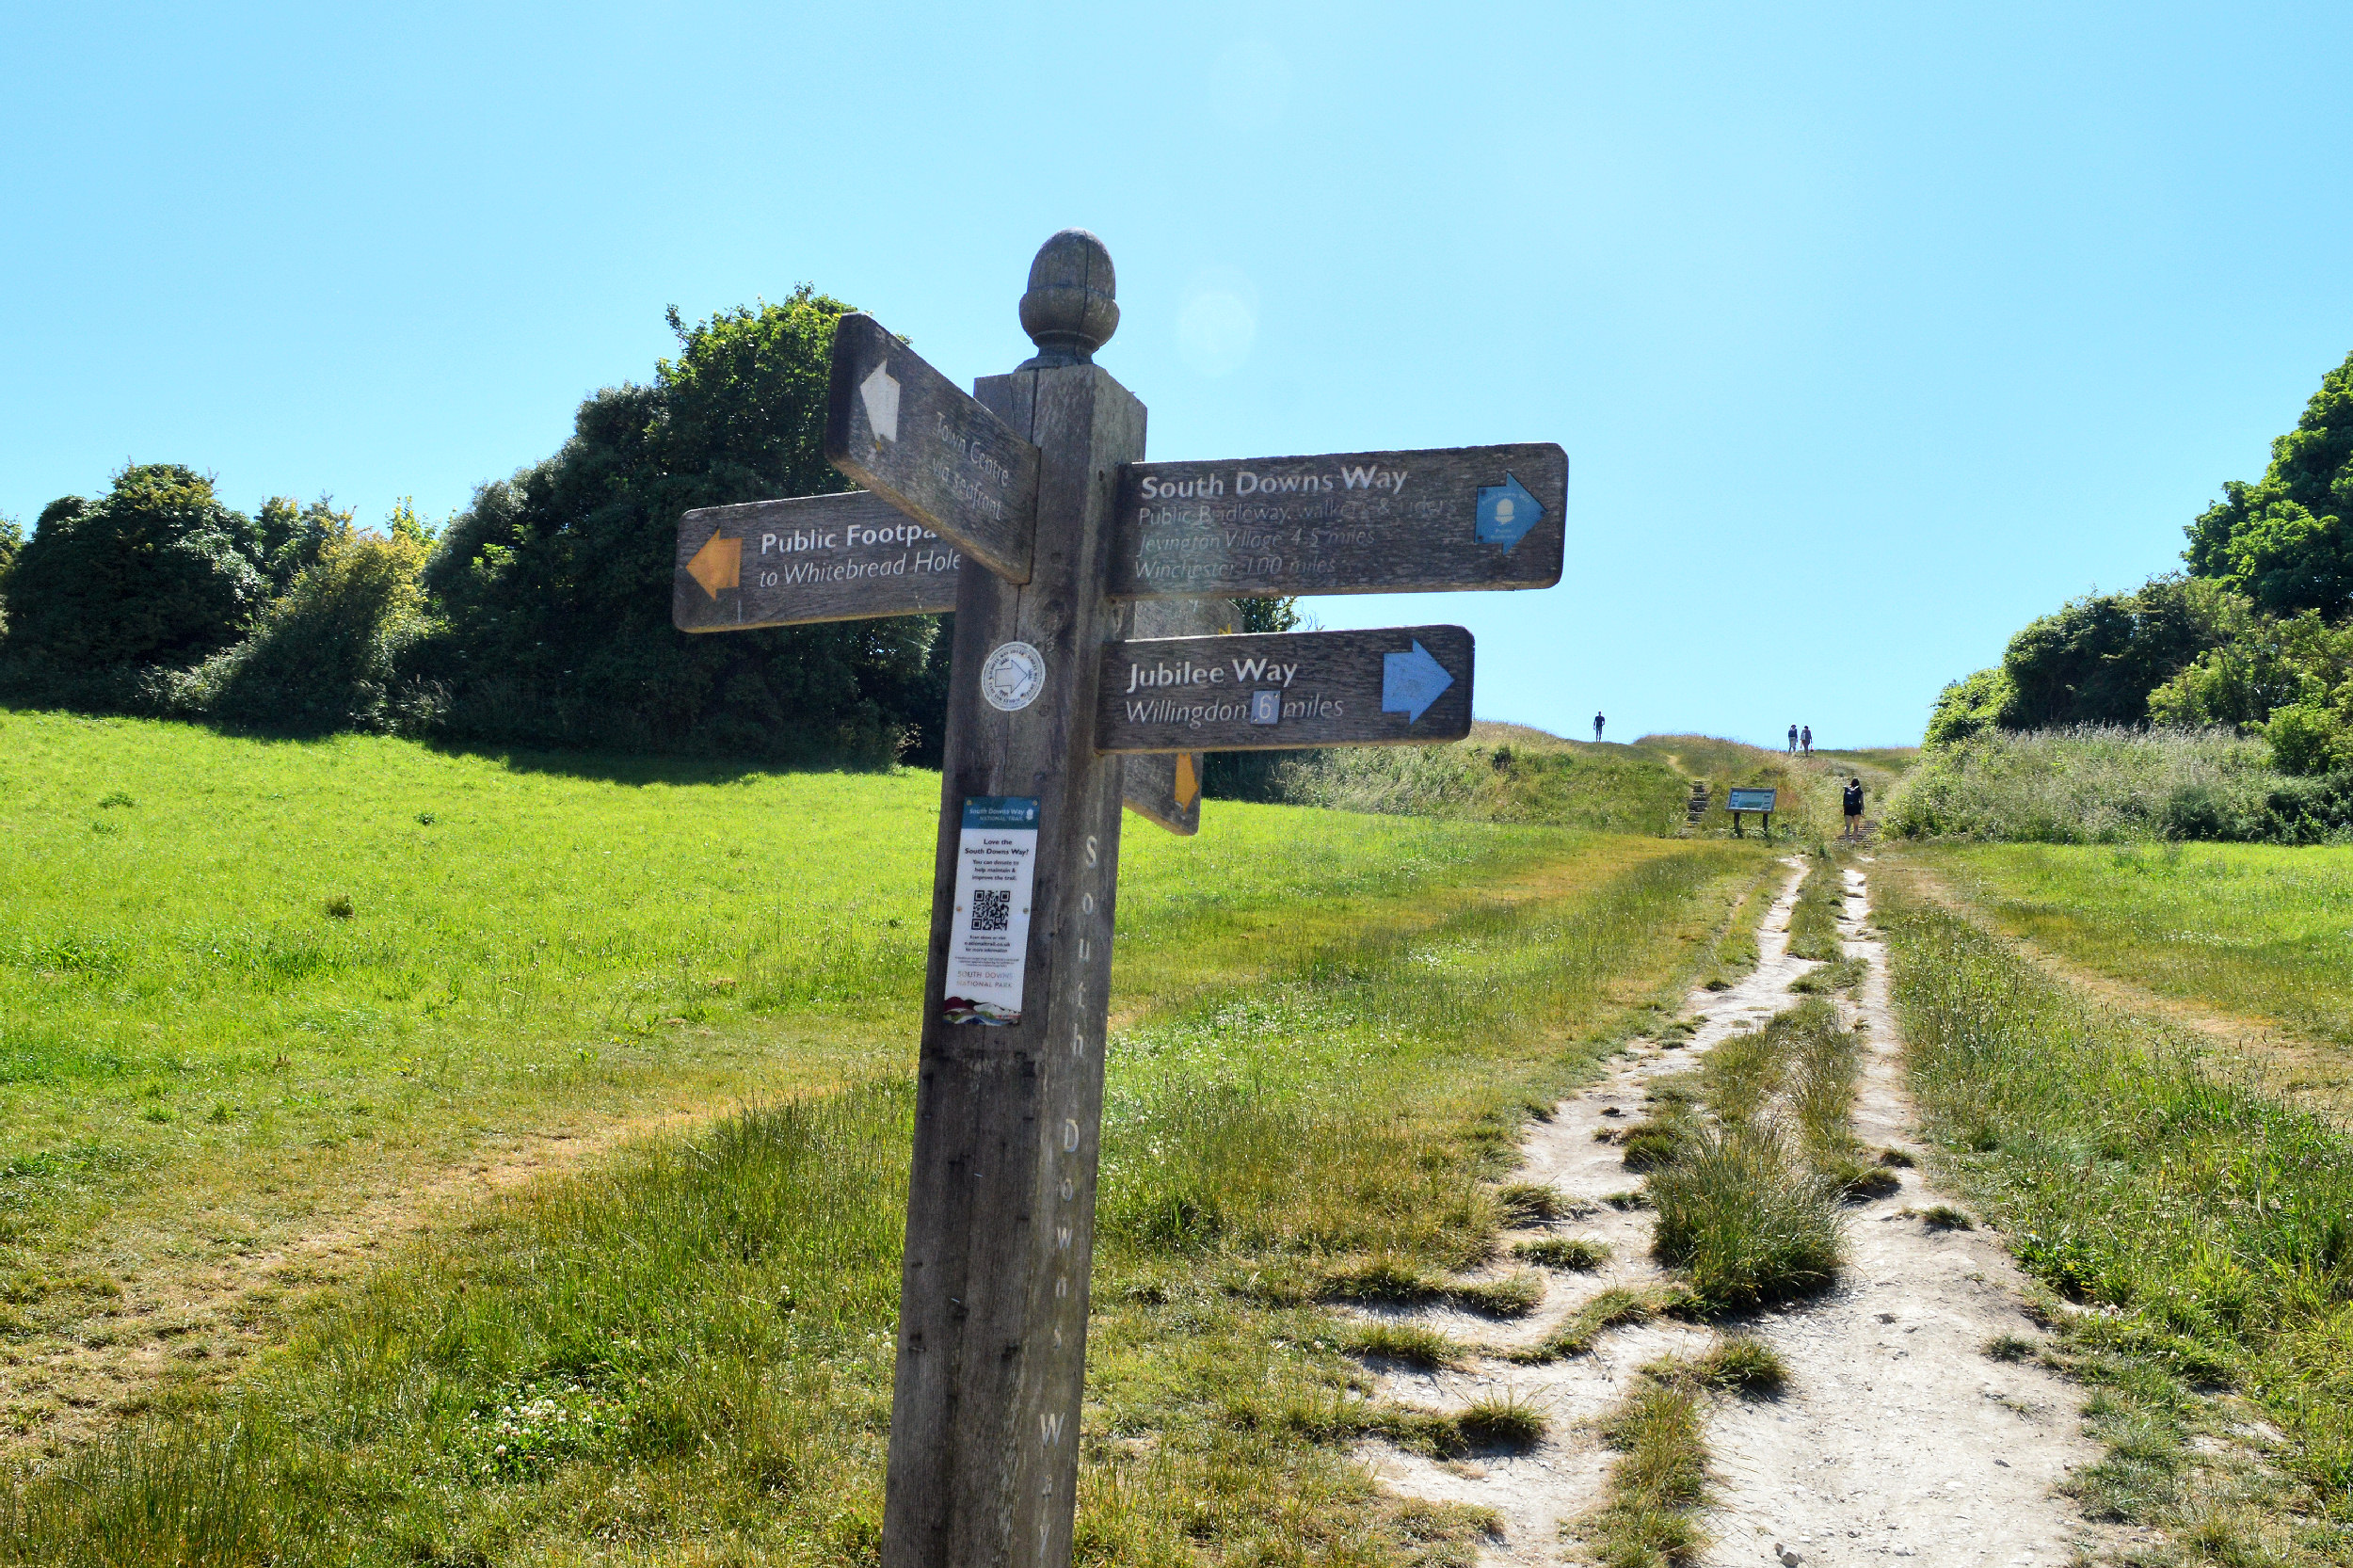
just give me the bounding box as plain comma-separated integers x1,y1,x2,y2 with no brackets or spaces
942,796,1039,1025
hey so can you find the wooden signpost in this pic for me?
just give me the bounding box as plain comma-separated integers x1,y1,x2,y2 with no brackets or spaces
669,231,1568,1568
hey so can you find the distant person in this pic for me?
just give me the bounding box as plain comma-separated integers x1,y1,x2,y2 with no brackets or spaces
1842,776,1865,840
1593,712,1606,743
1786,724,1798,754
1801,725,1813,758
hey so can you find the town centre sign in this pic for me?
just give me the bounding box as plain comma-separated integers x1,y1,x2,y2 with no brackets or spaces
671,231,1567,1567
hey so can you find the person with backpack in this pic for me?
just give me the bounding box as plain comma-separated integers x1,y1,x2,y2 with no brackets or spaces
1842,776,1865,840
1801,724,1813,758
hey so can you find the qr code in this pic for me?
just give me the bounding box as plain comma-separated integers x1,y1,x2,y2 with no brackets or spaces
969,888,1012,932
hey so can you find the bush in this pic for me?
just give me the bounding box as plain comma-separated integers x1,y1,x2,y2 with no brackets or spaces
1647,1126,1844,1313
1925,667,2017,746
2265,701,2351,776
0,466,267,680
2184,349,2353,619
189,507,437,734
403,291,947,766
1998,576,2223,730
1882,726,2353,843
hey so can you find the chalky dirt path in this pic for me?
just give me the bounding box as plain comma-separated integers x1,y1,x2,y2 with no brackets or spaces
1359,861,2137,1567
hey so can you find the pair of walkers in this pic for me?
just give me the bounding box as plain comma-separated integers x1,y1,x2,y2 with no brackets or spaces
1785,723,1813,757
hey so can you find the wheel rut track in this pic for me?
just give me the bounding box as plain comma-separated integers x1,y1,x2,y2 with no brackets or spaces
1358,860,2136,1567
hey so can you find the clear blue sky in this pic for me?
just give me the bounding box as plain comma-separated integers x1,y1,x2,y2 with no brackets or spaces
7,2,2351,748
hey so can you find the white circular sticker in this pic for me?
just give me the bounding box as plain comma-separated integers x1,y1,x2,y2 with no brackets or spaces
979,641,1047,712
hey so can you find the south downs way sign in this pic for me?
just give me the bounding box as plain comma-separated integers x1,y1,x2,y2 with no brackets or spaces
666,230,1569,1568
1110,442,1565,599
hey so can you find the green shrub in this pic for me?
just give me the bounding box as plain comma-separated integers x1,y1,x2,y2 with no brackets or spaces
403,292,946,767
2266,701,2351,776
1,467,267,681
190,509,437,735
1883,726,2351,844
1926,666,2018,746
1647,1127,1845,1314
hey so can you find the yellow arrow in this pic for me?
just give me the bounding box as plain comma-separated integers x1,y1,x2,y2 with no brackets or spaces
686,534,741,599
1174,752,1200,809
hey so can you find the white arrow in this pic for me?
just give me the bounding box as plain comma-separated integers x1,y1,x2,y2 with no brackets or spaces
860,361,901,443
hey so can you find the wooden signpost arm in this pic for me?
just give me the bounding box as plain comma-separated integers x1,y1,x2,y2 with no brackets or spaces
882,232,1139,1568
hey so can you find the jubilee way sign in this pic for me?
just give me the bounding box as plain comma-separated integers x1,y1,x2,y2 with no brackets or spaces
670,232,1567,1568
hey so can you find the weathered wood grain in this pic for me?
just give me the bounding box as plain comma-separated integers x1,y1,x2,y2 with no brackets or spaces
881,359,1144,1568
671,491,962,631
824,312,1042,584
1109,442,1566,599
1095,625,1473,753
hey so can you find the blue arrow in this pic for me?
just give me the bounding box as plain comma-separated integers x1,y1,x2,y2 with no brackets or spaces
1382,640,1455,725
1476,472,1542,549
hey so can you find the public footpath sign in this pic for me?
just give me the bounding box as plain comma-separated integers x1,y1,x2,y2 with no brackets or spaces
672,490,962,631
668,231,1569,1568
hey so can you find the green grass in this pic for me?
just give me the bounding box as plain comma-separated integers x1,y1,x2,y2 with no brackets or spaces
1340,1320,1465,1369
1635,1000,1862,1313
1882,725,2343,844
1571,1369,1709,1567
1817,747,1919,778
1513,1236,1609,1271
1261,722,1694,834
0,709,1624,1438
1646,1130,1844,1314
1913,840,2353,1049
1691,1336,1785,1397
1450,1392,1546,1452
1511,1286,1684,1364
1630,734,1841,842
1785,855,1849,963
1879,874,2353,1557
0,709,1773,1564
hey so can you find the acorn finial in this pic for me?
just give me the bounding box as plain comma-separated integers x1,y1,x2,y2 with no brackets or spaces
1018,230,1118,368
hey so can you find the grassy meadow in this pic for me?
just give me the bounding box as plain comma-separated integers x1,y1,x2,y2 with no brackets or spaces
1907,842,2353,1051
0,710,1626,1450
0,706,1787,1564
1876,869,2353,1560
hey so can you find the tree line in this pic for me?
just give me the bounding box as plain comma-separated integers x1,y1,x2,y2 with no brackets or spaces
0,290,1293,771
1929,349,2353,776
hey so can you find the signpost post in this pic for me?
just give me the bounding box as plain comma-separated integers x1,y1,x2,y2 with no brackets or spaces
671,230,1568,1567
